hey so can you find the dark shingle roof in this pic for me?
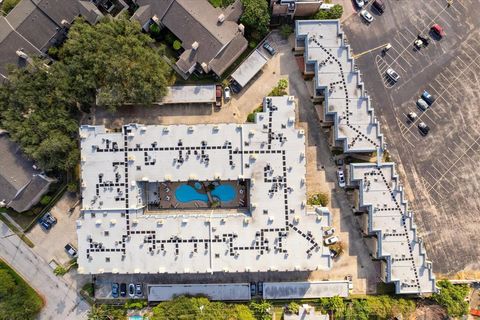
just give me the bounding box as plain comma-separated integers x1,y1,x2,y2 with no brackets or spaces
9,175,51,212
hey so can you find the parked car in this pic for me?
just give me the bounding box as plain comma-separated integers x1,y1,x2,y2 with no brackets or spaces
418,122,430,135
360,10,373,23
250,282,256,296
257,282,263,295
224,87,231,101
355,0,365,8
324,236,339,246
386,68,400,82
418,34,430,46
262,42,276,56
120,283,127,297
416,98,429,111
64,243,78,257
135,284,142,296
215,85,222,107
128,283,135,297
337,170,346,188
407,112,418,121
414,39,423,48
329,249,339,258
323,227,335,237
39,219,52,231
431,24,445,37
372,0,385,13
421,90,435,105
44,212,57,225
112,283,119,298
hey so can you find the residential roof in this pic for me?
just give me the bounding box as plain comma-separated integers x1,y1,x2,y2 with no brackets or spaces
0,0,103,75
0,133,52,212
231,49,269,88
262,281,350,299
147,283,251,301
77,96,333,274
132,0,247,76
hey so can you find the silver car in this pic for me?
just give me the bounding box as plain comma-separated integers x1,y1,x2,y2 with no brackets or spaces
386,68,400,82
360,10,373,23
416,98,429,111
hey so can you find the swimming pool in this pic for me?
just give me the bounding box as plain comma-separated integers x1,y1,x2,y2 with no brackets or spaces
175,184,235,203
128,316,144,320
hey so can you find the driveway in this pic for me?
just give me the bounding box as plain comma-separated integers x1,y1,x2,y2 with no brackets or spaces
28,192,81,265
0,221,90,320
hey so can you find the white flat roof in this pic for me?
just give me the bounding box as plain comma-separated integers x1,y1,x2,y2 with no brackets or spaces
296,20,382,153
263,281,349,299
147,283,251,301
161,85,216,104
231,49,268,88
77,96,332,274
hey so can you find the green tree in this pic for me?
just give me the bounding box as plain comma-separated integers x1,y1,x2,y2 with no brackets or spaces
87,304,126,320
249,300,272,320
432,280,470,317
286,301,300,314
55,16,169,109
319,296,345,317
240,0,270,38
173,40,182,50
0,269,16,297
313,4,343,20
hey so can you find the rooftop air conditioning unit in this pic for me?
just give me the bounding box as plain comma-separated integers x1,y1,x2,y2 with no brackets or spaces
217,14,225,23
192,41,199,50
238,24,245,34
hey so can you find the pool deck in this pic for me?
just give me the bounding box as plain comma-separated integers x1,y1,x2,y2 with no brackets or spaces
146,180,248,211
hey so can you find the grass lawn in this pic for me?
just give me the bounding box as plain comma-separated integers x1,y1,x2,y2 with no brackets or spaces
0,259,44,319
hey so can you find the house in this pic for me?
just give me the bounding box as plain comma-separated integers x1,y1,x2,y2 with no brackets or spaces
0,0,106,77
0,132,53,213
132,0,248,78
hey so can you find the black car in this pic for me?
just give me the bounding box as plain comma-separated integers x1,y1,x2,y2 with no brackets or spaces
418,122,430,135
112,283,119,298
39,219,52,231
120,283,127,297
135,283,142,296
262,42,276,56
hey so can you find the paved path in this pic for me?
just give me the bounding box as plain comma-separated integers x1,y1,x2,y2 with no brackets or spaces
0,221,90,320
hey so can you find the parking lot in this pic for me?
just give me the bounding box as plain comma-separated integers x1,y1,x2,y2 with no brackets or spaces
28,192,81,266
343,0,480,274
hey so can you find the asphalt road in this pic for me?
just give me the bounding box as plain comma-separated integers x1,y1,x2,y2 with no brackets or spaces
0,221,90,320
342,0,480,274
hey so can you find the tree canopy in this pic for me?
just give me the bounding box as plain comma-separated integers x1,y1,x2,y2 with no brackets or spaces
240,0,270,38
313,4,344,20
0,261,43,320
432,280,470,317
54,16,169,109
0,16,171,173
151,296,255,320
87,304,125,320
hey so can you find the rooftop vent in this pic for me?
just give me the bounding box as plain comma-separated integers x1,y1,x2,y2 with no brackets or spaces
218,14,225,23
152,15,160,24
192,41,199,50
238,24,245,34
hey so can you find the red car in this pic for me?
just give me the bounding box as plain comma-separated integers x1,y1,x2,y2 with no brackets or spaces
431,24,445,37
215,85,222,107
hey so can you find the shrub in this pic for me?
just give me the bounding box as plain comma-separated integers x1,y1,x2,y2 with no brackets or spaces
269,79,288,96
172,40,182,50
307,192,329,206
149,23,161,36
1,0,21,14
246,105,263,123
40,195,53,206
286,301,300,314
280,24,293,39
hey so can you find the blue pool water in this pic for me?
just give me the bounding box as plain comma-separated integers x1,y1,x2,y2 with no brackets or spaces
194,182,202,190
128,316,144,320
175,184,235,203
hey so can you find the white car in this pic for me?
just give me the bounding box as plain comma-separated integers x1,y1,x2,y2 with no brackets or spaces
416,98,429,111
360,10,373,23
386,68,400,82
224,87,231,101
414,39,423,48
407,112,417,121
355,0,365,8
324,236,339,246
323,227,335,237
337,170,346,188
